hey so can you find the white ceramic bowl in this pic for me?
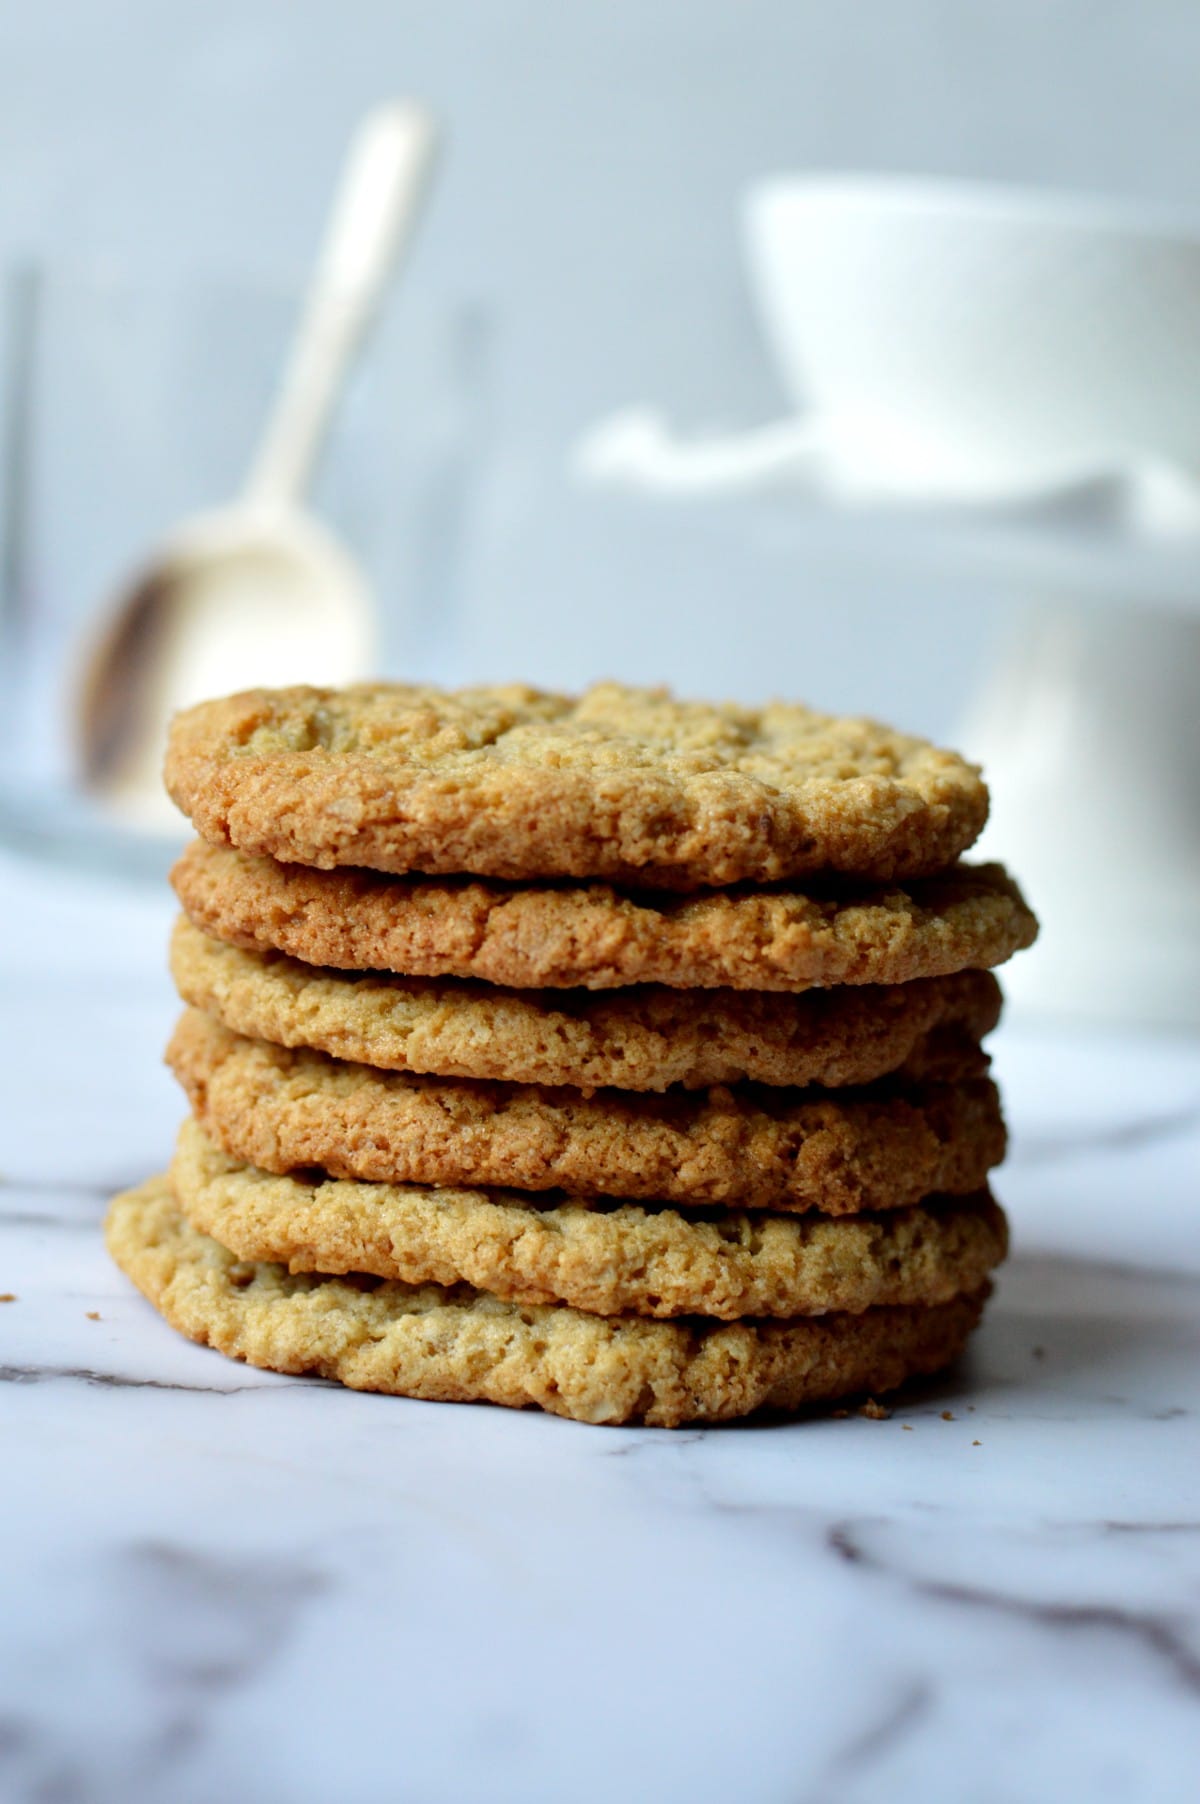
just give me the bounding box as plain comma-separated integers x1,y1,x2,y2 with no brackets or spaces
744,175,1200,485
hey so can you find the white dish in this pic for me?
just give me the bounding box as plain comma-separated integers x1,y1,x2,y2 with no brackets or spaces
576,175,1200,1029
745,173,1200,493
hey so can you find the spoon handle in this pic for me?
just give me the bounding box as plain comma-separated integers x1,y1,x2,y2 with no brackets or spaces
244,101,438,511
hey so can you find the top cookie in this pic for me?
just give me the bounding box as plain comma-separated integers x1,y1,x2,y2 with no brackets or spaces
165,681,988,888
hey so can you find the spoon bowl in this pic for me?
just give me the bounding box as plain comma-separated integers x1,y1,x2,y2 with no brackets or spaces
78,507,374,830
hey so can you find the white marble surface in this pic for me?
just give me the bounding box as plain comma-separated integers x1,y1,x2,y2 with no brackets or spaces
2,847,1199,1804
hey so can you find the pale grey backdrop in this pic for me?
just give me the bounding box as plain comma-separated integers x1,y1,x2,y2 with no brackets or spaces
3,0,1197,738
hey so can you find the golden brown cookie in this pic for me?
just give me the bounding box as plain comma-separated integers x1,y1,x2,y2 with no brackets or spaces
106,1174,991,1425
169,1117,1008,1321
168,1008,1006,1214
171,841,1035,993
164,681,988,887
170,918,1000,1094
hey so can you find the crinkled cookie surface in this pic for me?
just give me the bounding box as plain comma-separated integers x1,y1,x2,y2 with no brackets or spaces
165,682,990,887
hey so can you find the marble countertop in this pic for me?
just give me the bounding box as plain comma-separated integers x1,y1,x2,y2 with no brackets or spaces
2,848,1198,1804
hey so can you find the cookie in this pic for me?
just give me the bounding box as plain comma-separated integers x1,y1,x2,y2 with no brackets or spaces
170,1117,1007,1320
172,842,1035,994
164,681,988,888
106,1175,990,1425
171,918,1000,1094
169,1008,1006,1213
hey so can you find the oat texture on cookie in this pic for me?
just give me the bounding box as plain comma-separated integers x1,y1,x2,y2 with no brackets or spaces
165,681,989,886
168,1007,1007,1213
106,677,1035,1424
171,840,1036,992
167,1117,1009,1319
168,916,1001,1093
106,1176,991,1426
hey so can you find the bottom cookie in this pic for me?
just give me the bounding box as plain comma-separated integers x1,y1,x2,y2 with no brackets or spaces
106,1176,989,1427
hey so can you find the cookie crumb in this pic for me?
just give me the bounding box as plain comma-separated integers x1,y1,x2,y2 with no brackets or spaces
86,1311,101,1321
941,1410,955,1421
859,1398,891,1420
0,1293,16,1303
972,1439,981,1447
901,1423,914,1432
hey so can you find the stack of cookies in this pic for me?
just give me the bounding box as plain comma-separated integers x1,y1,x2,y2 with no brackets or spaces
107,683,1037,1427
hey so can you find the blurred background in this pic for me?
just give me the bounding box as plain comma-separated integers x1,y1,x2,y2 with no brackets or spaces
2,0,1200,1023
8,0,1200,722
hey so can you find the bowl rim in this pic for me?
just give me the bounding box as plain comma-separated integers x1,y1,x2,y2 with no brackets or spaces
745,172,1200,252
